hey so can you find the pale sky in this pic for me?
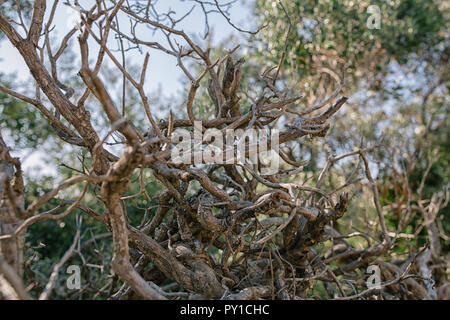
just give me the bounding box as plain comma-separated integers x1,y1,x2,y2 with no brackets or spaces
0,0,256,96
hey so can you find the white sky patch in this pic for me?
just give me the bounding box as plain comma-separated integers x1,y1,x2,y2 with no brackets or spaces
0,41,30,81
17,150,58,178
65,5,82,30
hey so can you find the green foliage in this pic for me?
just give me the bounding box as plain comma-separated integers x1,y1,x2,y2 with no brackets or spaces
253,0,446,85
0,90,53,149
251,0,449,256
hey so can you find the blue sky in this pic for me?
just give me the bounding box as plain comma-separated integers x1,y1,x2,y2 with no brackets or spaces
0,0,256,97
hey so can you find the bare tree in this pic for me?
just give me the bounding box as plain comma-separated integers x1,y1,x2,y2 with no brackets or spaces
0,0,447,300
